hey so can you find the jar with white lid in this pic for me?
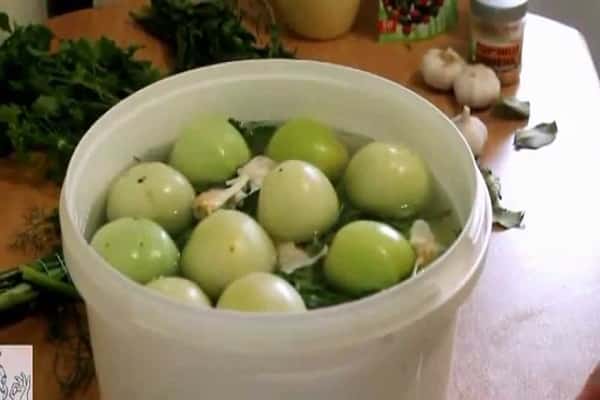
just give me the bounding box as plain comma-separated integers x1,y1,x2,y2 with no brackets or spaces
470,0,528,86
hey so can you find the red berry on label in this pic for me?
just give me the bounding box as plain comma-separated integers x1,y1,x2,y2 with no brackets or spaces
410,9,422,22
402,24,412,35
423,15,431,23
435,0,444,5
419,0,429,6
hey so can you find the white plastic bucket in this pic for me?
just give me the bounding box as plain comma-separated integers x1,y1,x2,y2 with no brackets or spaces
59,60,492,400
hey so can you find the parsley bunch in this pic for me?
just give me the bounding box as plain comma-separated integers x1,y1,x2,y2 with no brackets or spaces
131,0,294,72
0,18,160,180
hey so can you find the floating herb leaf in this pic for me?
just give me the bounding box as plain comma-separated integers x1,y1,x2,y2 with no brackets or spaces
277,263,355,309
479,165,525,229
494,96,530,119
230,119,278,155
513,121,558,151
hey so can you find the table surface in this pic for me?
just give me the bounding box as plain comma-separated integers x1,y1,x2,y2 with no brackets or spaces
1,1,599,399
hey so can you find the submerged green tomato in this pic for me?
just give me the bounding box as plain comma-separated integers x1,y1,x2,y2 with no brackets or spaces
146,277,211,307
217,272,306,313
324,221,415,295
266,118,349,181
258,160,339,242
106,162,195,235
90,218,180,284
344,142,431,219
168,114,250,188
181,210,276,299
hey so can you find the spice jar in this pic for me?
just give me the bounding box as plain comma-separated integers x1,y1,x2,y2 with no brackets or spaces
470,0,528,86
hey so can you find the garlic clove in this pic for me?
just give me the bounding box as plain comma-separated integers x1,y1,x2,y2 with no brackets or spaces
421,47,466,91
409,219,444,273
236,155,277,191
453,64,501,109
277,241,328,274
193,175,250,219
452,105,488,157
195,156,277,219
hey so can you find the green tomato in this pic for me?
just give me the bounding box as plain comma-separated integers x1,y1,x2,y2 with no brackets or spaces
324,220,415,295
266,118,349,181
106,162,195,235
90,217,180,284
181,210,276,299
168,114,250,188
258,160,339,242
146,277,211,307
217,272,306,313
344,142,432,219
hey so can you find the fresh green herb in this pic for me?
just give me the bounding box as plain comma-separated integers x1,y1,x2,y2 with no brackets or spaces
131,0,294,73
2,223,91,398
0,282,38,313
277,263,356,309
479,165,525,229
236,190,260,215
230,119,278,155
0,252,80,313
494,96,530,119
0,15,160,179
46,302,95,399
513,121,558,150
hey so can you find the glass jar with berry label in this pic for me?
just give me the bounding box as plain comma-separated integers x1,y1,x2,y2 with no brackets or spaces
378,0,458,42
470,0,528,86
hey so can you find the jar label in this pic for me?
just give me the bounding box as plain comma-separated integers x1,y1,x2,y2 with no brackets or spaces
474,40,522,72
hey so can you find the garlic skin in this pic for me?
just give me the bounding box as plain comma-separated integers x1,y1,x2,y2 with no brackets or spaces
234,155,277,193
193,175,250,219
452,106,488,157
421,48,466,91
277,242,328,274
453,64,501,109
409,220,444,273
194,156,277,219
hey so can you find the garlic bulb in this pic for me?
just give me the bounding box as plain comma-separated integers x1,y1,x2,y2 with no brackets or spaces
421,47,466,91
453,64,501,109
452,106,488,157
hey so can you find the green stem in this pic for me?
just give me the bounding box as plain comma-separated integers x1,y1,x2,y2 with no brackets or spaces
0,283,39,311
0,268,21,290
20,266,80,299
